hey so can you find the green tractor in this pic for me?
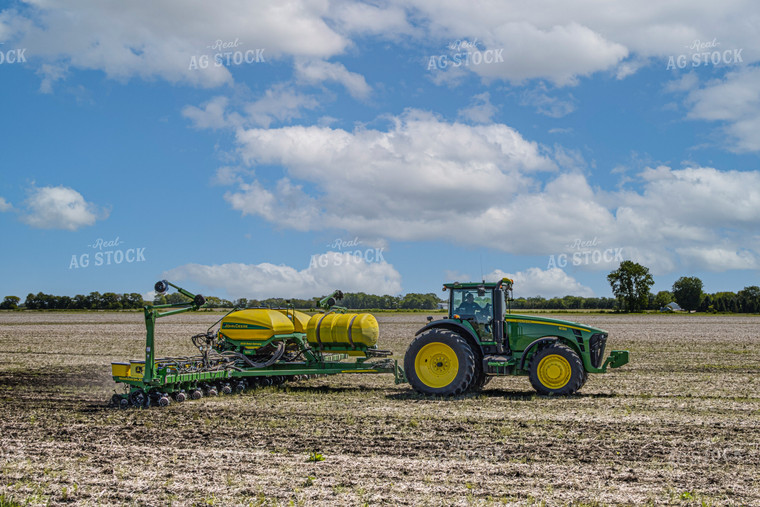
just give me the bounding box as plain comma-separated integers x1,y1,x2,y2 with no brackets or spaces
404,278,629,396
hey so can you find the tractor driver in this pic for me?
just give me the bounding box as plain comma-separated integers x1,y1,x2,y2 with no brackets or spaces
456,292,481,316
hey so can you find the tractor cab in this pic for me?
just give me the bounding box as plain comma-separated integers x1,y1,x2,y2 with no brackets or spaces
445,278,513,354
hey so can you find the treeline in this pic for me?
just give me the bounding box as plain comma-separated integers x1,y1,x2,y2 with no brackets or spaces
157,291,442,310
8,292,147,310
691,289,760,313
511,296,618,310
4,284,759,313
1,291,443,311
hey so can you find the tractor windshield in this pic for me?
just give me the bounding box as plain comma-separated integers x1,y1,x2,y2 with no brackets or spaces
451,289,493,321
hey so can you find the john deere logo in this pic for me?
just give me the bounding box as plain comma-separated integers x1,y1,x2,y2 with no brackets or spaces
222,322,265,330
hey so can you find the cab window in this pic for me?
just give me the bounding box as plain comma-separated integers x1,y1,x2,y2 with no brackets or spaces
451,289,493,318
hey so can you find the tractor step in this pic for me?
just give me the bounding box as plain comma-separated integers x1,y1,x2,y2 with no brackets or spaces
483,354,515,375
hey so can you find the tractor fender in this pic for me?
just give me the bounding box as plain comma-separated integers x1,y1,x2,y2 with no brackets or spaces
518,336,583,371
415,320,482,357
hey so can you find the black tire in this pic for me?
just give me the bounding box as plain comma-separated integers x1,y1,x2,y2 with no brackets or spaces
404,329,476,396
578,370,589,390
468,367,492,393
528,342,585,396
129,389,150,408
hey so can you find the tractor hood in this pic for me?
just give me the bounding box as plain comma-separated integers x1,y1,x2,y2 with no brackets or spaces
505,313,608,336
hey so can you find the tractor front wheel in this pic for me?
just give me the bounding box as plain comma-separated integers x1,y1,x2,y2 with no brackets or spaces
528,342,585,396
404,329,476,396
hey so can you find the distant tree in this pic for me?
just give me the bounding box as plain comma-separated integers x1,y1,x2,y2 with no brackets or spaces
653,290,674,309
607,261,654,312
0,296,20,310
711,292,738,313
101,292,121,310
86,292,102,309
738,286,760,313
71,294,88,309
165,292,192,305
672,276,703,311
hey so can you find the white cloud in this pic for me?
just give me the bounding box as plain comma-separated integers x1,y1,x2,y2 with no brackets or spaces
404,1,759,85
682,67,760,152
20,185,107,231
226,109,562,245
294,59,371,100
520,85,576,118
183,87,321,131
164,252,402,300
244,85,320,128
5,1,349,89
329,1,413,37
487,268,594,298
0,197,12,212
182,96,232,130
474,22,628,86
6,0,760,93
675,246,758,271
457,92,497,124
36,63,68,94
219,110,760,274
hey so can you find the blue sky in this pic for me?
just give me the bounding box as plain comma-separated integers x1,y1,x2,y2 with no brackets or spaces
1,1,759,301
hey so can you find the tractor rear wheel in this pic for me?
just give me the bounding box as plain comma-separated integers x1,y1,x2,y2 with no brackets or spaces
528,342,585,396
404,329,476,396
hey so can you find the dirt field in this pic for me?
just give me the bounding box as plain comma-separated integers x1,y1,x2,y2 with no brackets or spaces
1,311,759,506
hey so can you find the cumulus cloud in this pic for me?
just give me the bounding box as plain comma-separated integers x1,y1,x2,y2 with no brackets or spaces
225,109,564,243
406,1,758,85
182,96,233,130
4,1,348,89
487,268,594,298
682,67,760,152
218,110,760,274
520,85,576,118
457,92,497,124
163,252,402,300
244,86,321,128
294,59,371,100
675,246,757,271
183,87,322,131
5,0,759,93
20,185,107,231
0,197,12,212
329,1,413,37
472,22,628,86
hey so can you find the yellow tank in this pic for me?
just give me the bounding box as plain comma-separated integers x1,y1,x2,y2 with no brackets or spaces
275,309,311,334
220,309,295,344
306,312,379,354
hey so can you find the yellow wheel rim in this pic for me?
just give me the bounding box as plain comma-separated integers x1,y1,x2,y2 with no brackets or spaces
414,342,459,388
537,354,571,389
